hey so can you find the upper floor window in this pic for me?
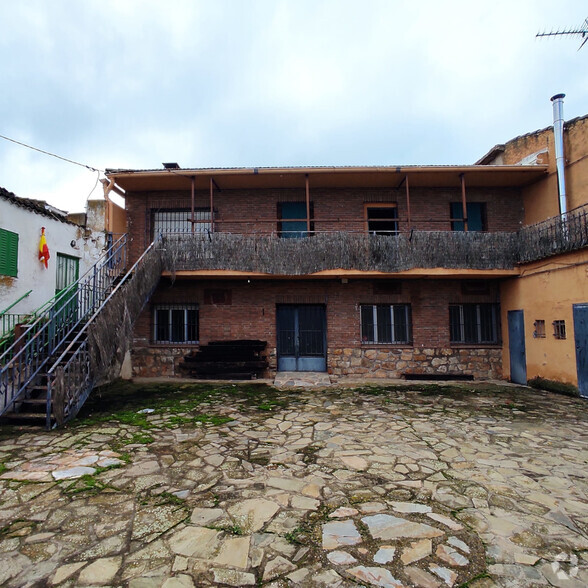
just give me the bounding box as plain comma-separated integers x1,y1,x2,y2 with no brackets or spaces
278,202,313,238
0,228,18,277
361,304,412,344
450,202,486,231
365,204,398,235
153,304,199,344
153,209,211,236
450,303,499,344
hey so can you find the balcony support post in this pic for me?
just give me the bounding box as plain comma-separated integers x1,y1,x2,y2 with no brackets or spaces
305,174,311,234
210,177,215,233
405,175,411,231
460,173,468,232
191,176,195,234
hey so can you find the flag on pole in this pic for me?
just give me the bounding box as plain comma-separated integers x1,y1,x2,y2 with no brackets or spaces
39,227,50,268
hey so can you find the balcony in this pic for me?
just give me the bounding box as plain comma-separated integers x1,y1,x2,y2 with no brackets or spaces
161,230,520,276
518,203,588,263
157,204,587,277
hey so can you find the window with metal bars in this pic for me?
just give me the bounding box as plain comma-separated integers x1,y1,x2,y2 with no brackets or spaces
449,303,499,344
153,304,199,344
552,320,566,340
360,304,412,344
152,209,211,236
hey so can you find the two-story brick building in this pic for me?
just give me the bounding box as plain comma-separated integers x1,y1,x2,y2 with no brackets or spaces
103,163,547,381
101,99,587,394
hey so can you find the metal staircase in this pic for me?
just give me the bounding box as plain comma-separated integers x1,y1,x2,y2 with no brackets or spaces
0,235,163,429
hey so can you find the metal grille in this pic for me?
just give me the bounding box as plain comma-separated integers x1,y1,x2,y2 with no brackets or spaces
56,254,79,291
450,303,499,344
153,304,199,344
361,304,411,344
153,209,211,236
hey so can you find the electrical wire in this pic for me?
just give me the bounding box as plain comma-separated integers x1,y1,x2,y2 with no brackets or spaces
0,133,103,173
85,170,102,204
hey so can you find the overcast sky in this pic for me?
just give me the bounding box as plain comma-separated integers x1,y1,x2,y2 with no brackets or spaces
0,0,586,213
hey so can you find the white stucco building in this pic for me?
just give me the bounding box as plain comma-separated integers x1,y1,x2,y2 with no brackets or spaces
0,187,107,324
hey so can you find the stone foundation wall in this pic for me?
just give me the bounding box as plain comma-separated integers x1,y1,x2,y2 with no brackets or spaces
132,343,501,381
328,347,502,380
131,346,189,378
131,344,279,378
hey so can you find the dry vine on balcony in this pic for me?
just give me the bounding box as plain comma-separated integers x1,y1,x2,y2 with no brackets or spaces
162,231,520,275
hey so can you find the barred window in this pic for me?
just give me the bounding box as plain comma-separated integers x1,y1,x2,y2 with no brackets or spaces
450,303,499,344
154,304,199,344
552,320,566,340
361,304,412,344
153,209,211,236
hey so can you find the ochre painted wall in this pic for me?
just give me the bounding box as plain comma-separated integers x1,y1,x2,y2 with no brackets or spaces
500,249,588,386
497,116,588,225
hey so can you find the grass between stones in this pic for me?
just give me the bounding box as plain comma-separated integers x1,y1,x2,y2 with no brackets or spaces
74,380,291,431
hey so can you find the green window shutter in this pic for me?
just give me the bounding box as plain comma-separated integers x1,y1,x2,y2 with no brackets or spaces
0,228,18,277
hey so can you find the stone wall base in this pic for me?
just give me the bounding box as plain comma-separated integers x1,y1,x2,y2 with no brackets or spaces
130,345,278,378
328,347,502,380
132,343,502,381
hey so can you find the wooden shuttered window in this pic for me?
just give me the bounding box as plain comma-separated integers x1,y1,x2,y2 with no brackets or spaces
0,228,18,277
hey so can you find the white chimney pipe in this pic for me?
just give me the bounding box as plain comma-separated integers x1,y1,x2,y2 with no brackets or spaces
551,93,567,215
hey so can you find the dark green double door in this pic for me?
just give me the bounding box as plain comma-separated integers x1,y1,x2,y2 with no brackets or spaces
277,305,326,372
55,253,79,326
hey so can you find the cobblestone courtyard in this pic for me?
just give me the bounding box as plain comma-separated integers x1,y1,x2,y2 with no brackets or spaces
0,381,587,587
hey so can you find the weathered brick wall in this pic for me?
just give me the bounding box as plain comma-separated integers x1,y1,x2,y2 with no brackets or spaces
125,187,524,263
131,278,502,379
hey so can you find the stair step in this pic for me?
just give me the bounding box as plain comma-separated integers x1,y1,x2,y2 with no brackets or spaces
2,412,49,422
20,398,49,405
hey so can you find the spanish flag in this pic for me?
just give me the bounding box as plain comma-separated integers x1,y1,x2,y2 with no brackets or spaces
39,227,50,268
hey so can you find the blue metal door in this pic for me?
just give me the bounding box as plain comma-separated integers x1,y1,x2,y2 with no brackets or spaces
573,304,588,398
508,310,527,385
277,305,326,372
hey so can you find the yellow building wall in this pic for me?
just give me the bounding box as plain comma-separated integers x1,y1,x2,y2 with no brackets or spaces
503,116,588,225
501,249,588,386
108,200,127,235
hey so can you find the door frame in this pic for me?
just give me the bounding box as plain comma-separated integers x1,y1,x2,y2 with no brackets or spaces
573,303,588,398
508,309,527,385
276,304,327,372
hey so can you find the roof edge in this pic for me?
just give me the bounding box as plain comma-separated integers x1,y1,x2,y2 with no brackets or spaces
0,186,79,226
476,113,588,165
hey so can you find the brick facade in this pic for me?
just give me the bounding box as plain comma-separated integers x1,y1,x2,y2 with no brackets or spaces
131,278,502,379
125,186,524,263
124,179,521,381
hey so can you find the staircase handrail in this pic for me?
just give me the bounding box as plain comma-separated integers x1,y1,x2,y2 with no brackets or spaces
45,236,163,428
0,234,127,362
0,234,127,417
0,290,33,317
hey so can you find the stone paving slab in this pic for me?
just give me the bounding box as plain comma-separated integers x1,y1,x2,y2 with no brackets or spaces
0,383,587,586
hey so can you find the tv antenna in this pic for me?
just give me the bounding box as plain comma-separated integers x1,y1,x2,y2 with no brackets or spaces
537,17,588,50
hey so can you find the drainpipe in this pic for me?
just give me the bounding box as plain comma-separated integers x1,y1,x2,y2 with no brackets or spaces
101,178,114,233
551,93,567,215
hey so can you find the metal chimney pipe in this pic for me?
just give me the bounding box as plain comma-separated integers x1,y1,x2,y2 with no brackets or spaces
551,93,567,215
